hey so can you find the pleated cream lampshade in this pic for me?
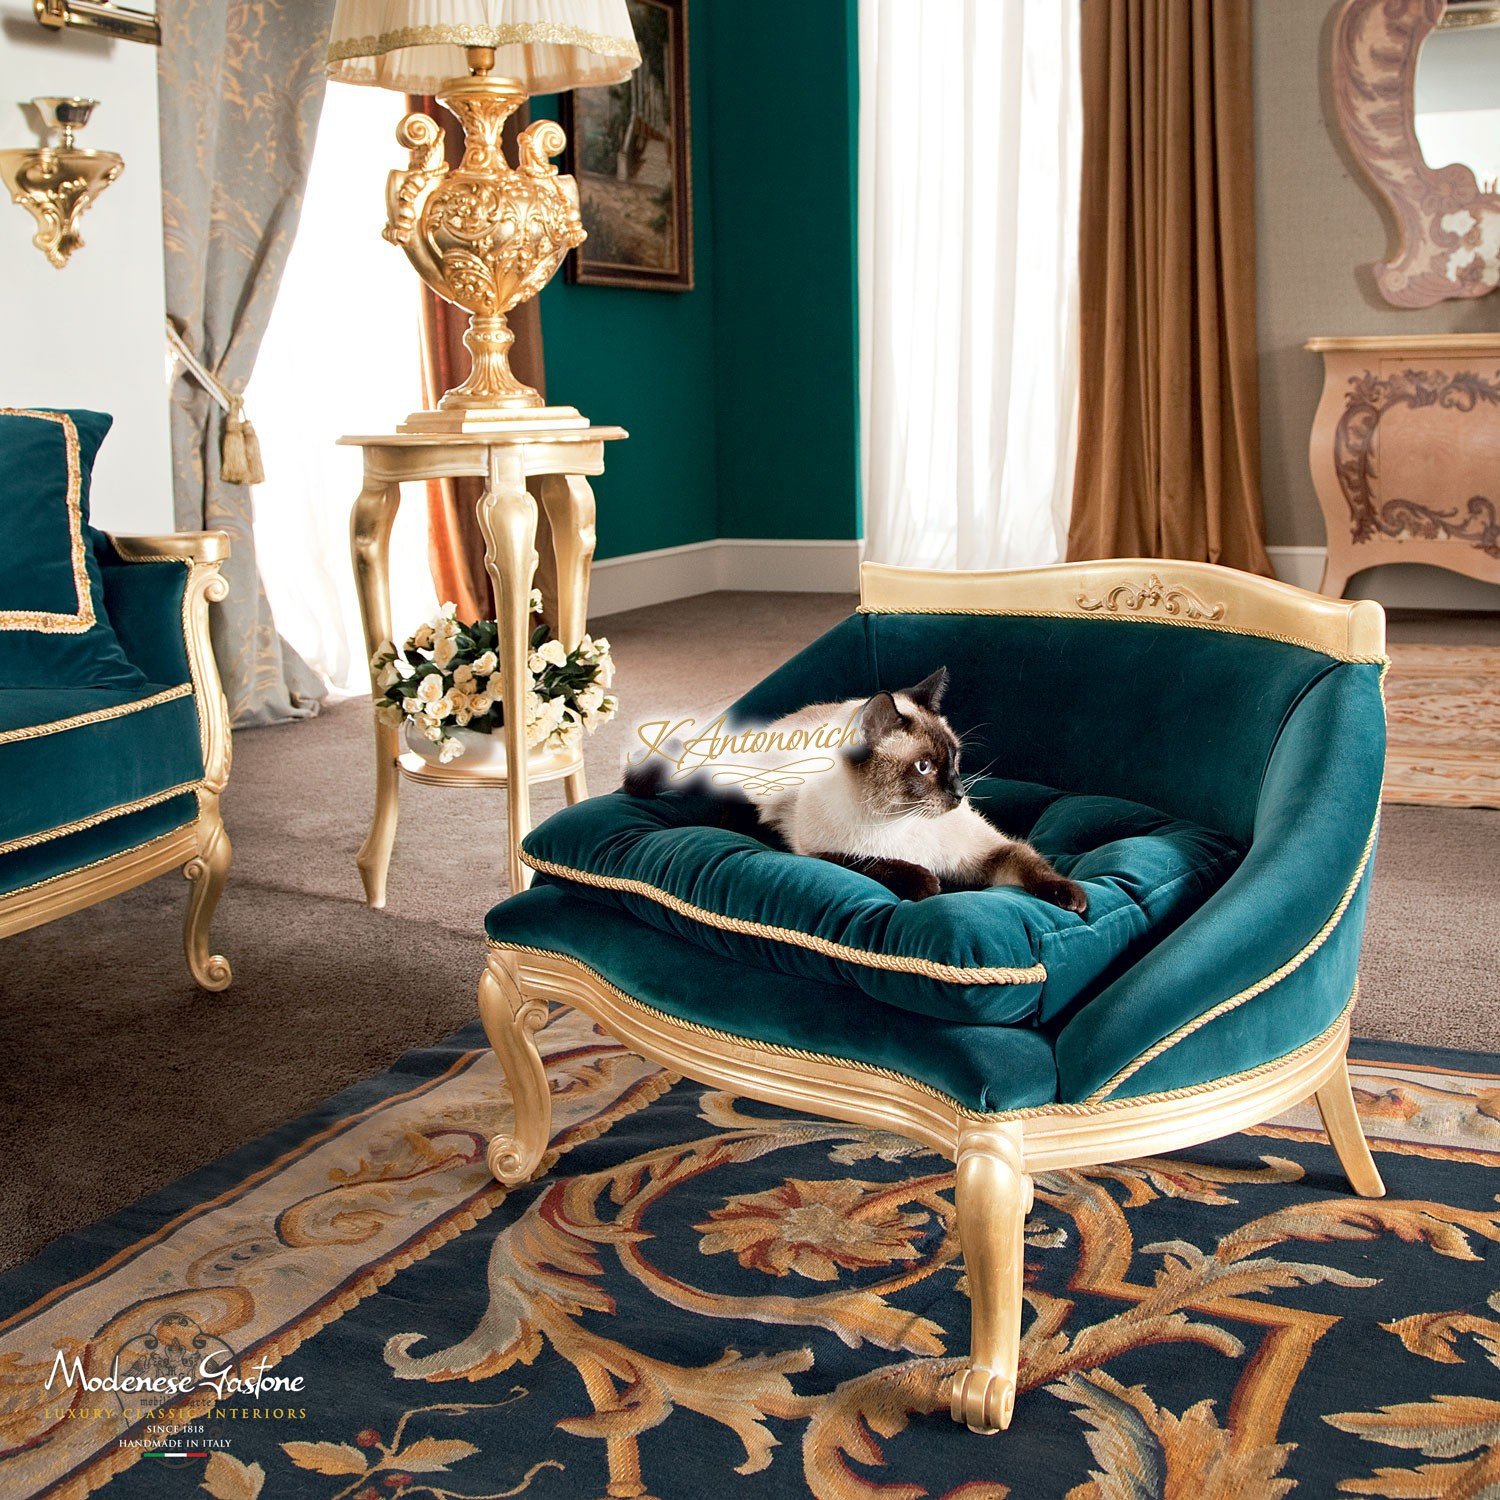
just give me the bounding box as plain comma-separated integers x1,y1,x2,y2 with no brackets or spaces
326,0,641,94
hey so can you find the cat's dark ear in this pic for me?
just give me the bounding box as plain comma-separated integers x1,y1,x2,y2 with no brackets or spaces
859,691,905,746
906,667,949,712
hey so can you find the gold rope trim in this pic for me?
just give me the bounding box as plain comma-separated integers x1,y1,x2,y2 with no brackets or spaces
0,683,192,746
0,409,95,635
490,939,1359,1123
856,603,1389,666
1086,819,1381,1102
519,851,1048,986
327,22,641,64
0,780,202,857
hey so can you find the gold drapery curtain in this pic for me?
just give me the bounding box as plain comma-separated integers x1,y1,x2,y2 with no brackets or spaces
409,96,550,622
1067,0,1273,574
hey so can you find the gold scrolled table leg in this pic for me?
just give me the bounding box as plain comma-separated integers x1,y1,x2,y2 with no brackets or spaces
478,949,553,1184
540,472,597,806
351,474,402,908
948,1122,1030,1433
477,446,541,894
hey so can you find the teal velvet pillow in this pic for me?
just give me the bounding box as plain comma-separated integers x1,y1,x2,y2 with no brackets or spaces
0,408,145,690
520,782,1242,1026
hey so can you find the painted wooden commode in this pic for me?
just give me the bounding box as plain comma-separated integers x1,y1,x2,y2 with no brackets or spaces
1306,333,1500,598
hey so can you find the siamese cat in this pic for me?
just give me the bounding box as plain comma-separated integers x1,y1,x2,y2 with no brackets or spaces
626,668,1087,911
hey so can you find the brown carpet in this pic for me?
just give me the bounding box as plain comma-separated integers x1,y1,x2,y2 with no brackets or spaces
1,592,1495,1272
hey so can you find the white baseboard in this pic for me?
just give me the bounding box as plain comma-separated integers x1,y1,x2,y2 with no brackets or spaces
1268,544,1500,611
591,540,1500,618
1266,545,1326,592
589,538,863,618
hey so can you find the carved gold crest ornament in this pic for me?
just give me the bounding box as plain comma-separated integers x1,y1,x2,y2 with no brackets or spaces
1075,572,1227,621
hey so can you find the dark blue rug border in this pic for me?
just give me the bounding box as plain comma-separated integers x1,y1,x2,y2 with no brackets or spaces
0,1019,490,1322
1344,1032,1500,1074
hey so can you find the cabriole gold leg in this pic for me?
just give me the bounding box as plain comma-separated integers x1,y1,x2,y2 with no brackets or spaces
1314,1052,1385,1198
183,796,232,991
478,950,553,1185
477,450,540,894
948,1123,1030,1433
540,473,597,807
351,476,402,907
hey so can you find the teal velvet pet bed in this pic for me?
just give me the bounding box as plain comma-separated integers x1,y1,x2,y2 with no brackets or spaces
475,560,1390,1436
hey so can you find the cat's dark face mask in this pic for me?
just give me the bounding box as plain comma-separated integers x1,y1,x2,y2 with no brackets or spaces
903,736,963,813
856,668,964,817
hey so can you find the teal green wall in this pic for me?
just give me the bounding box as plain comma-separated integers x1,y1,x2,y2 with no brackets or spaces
537,0,861,561
535,0,720,562
705,0,861,542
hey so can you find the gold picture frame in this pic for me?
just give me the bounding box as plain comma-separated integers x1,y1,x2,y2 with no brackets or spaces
561,0,693,292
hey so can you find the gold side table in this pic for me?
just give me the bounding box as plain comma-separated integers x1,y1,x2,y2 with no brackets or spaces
342,423,626,906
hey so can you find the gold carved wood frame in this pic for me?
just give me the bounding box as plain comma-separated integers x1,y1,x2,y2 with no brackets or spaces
0,531,235,991
1333,0,1500,307
476,559,1389,1435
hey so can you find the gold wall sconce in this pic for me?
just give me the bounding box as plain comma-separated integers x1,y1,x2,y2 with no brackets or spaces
0,98,123,269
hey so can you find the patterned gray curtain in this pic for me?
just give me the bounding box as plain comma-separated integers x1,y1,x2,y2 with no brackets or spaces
159,0,335,726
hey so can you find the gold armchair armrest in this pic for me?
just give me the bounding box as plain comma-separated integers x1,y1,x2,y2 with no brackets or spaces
103,529,232,792
93,531,236,988
107,530,231,565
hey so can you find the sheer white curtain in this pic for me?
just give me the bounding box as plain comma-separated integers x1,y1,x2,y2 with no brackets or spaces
247,85,437,697
859,0,1082,569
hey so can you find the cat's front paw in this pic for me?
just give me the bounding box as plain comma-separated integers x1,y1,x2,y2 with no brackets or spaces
1033,877,1088,915
891,866,942,902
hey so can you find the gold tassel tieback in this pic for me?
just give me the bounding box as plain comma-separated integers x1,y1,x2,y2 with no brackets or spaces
220,398,265,486
166,320,265,487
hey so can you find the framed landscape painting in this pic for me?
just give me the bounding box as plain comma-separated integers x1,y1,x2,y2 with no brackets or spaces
562,0,694,291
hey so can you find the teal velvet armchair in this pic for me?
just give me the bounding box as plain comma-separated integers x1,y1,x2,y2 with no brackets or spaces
0,409,234,990
475,559,1389,1434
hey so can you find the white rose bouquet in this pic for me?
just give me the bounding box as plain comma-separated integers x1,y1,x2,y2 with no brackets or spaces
371,593,618,764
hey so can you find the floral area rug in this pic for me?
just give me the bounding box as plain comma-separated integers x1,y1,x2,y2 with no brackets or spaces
2,1010,1498,1500
1384,643,1500,808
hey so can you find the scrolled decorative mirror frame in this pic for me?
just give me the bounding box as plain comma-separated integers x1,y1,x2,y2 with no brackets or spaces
1333,0,1500,307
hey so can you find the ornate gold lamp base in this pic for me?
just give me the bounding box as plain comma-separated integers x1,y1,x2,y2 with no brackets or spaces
399,313,588,434
386,50,591,434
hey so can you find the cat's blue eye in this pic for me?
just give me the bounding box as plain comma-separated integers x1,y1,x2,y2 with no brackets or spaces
915,759,933,775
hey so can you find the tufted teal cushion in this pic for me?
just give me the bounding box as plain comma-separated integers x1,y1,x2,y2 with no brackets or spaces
487,883,1061,1112
516,779,1242,1027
